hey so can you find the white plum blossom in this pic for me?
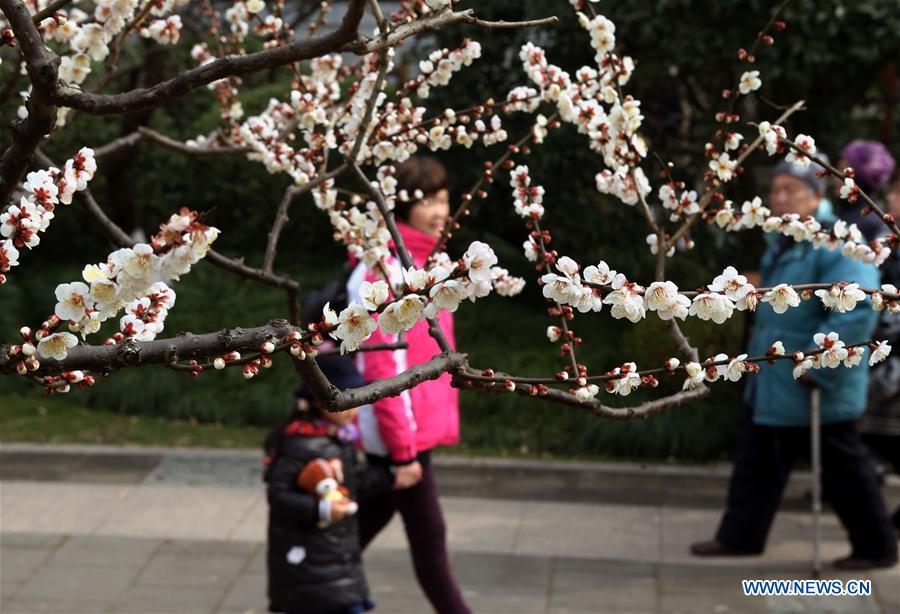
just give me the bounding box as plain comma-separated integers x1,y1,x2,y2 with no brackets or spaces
723,354,749,382
575,384,600,403
870,341,891,366
583,261,617,285
360,280,389,311
463,241,498,284
683,362,705,390
785,134,816,170
688,292,734,324
708,266,755,310
738,70,761,95
603,274,645,322
36,332,79,360
769,341,785,356
606,364,642,396
815,283,866,313
332,304,377,353
709,152,737,182
379,295,425,335
547,326,562,343
762,284,801,314
54,282,91,322
839,177,859,202
793,357,815,380
426,279,468,317
644,281,689,321
814,332,848,369
758,121,786,156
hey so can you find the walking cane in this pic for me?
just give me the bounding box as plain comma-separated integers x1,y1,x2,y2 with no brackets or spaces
810,387,822,578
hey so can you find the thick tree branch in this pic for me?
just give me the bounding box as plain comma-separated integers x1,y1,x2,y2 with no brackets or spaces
47,0,368,115
0,0,59,206
293,350,468,411
0,320,297,376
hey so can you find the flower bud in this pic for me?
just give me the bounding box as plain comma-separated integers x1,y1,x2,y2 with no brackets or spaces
260,341,275,354
19,326,31,340
214,357,226,370
504,379,515,392
664,358,681,371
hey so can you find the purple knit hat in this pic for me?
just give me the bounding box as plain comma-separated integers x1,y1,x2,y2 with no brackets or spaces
840,140,896,192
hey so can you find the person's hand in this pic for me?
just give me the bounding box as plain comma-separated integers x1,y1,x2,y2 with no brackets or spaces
393,461,423,490
330,497,358,522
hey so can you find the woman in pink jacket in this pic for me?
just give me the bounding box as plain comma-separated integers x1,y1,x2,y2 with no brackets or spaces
352,156,470,614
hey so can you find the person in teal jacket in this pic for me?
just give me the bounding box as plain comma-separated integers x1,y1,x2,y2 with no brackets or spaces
692,159,898,570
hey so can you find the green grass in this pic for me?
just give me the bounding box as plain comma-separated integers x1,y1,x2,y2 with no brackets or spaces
0,395,267,448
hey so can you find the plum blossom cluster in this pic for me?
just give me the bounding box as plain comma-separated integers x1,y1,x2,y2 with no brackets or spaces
790,332,890,380
313,174,394,271
32,210,219,362
712,199,892,267
319,241,522,353
9,1,190,124
1,148,97,284
507,14,649,208
680,354,760,390
541,258,892,325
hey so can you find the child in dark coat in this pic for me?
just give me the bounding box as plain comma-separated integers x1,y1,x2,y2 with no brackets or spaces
264,353,395,614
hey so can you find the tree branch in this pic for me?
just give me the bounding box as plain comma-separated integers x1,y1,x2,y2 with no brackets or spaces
293,350,468,411
0,320,297,376
47,0,368,115
0,0,59,206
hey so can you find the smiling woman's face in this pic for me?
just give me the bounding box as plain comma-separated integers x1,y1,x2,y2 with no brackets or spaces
407,188,450,237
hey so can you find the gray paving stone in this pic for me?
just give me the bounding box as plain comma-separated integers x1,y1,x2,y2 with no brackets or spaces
661,590,769,613
0,534,66,550
111,585,223,613
247,545,267,576
0,597,114,613
47,534,159,569
215,572,266,613
136,552,248,589
462,581,549,613
368,588,432,613
869,566,899,614
452,551,552,588
1,577,25,601
765,594,880,613
548,577,658,614
155,538,259,559
144,456,262,489
0,546,53,581
15,563,136,602
554,557,656,578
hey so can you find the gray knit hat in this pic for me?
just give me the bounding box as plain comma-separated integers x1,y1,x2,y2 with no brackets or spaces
772,153,830,195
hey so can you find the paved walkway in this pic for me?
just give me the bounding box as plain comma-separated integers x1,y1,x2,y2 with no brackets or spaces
0,444,898,613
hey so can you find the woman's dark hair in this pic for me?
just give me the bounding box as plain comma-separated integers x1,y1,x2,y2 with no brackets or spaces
393,155,448,222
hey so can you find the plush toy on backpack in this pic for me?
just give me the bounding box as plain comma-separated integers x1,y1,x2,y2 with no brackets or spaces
297,457,358,522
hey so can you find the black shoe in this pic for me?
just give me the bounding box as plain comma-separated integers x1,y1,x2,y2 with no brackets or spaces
833,552,899,571
690,540,759,557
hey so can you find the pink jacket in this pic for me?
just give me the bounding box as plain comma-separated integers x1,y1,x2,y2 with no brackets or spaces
351,222,459,463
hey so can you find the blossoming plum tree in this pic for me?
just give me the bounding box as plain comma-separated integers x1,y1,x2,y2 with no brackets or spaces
0,0,895,419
